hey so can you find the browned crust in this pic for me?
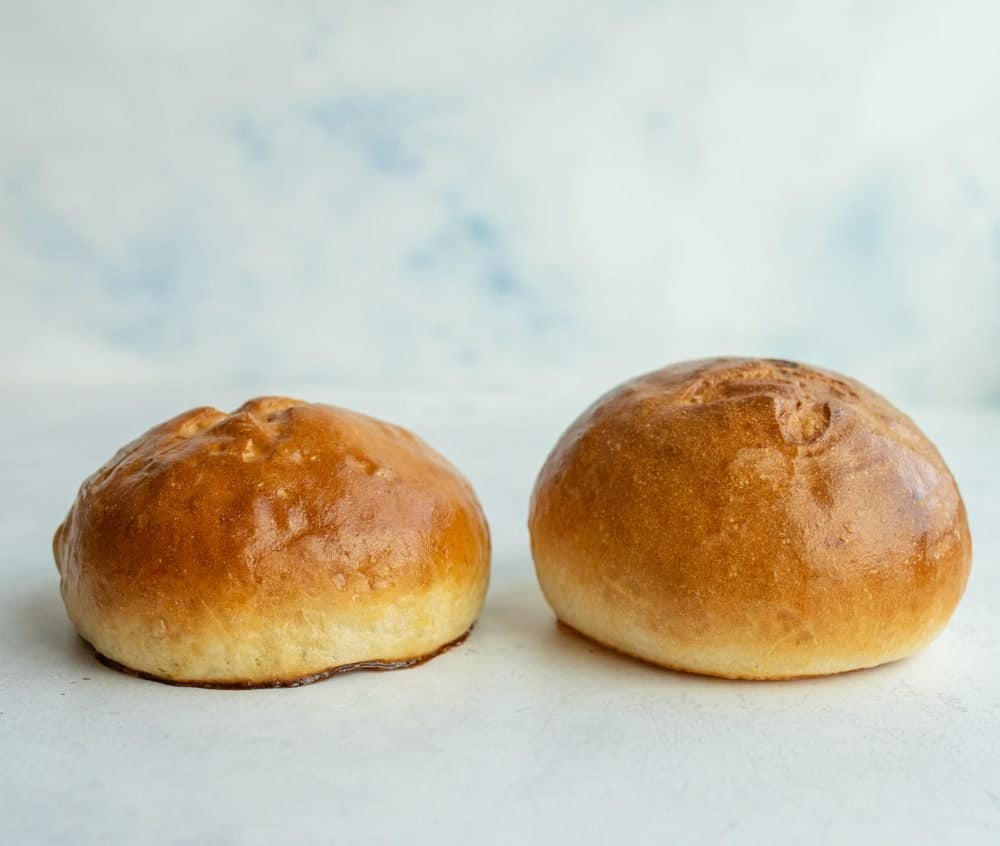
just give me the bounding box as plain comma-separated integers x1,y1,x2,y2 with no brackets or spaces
53,396,490,684
530,358,973,679
87,627,472,689
55,397,490,623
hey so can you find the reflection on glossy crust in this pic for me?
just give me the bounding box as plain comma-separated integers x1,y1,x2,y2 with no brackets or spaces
54,396,491,687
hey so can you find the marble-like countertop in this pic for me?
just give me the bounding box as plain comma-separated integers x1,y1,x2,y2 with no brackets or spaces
2,389,998,844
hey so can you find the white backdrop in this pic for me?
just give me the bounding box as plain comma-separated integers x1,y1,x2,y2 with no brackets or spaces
3,2,999,406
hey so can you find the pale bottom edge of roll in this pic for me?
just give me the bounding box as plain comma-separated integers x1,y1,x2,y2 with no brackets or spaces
84,626,473,689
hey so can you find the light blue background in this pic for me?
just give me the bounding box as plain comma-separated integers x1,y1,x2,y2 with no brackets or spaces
3,3,999,406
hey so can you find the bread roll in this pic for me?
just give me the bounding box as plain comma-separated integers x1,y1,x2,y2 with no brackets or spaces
54,397,490,687
529,358,971,679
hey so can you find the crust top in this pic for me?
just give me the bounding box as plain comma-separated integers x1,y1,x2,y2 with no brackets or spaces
55,397,490,685
529,358,971,679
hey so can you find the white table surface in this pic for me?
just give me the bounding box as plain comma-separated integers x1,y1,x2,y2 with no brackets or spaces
2,388,998,845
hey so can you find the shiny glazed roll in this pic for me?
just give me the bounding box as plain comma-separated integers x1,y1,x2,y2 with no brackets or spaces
529,358,972,679
54,397,490,687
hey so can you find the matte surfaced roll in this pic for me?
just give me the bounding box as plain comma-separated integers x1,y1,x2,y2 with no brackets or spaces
529,358,972,680
54,397,490,687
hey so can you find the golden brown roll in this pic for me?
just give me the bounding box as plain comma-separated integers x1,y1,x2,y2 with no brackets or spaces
54,397,490,687
529,358,971,679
